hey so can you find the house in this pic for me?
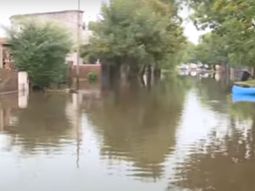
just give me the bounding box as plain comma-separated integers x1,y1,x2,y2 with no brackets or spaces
10,10,87,66
8,10,99,82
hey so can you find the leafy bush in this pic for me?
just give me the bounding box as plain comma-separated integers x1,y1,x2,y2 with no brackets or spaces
81,0,185,75
87,72,98,83
8,21,72,89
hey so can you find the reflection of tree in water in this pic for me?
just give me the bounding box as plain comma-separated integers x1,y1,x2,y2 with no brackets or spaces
88,80,187,181
196,78,231,113
5,93,74,154
170,115,255,191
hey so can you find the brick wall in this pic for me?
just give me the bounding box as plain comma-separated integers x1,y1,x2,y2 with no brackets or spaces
71,64,101,79
0,70,18,93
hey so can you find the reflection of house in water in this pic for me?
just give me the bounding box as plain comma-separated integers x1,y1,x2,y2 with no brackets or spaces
0,94,83,163
68,83,103,112
0,94,18,131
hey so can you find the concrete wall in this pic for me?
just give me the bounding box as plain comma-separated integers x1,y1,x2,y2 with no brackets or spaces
11,10,84,45
66,52,83,66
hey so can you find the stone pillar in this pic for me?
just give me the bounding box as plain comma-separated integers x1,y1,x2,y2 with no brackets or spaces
18,72,29,92
18,72,29,109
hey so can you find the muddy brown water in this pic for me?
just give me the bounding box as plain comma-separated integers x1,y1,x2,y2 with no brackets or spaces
0,77,254,191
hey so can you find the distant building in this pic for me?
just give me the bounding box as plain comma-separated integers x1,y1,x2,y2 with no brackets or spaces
10,10,91,66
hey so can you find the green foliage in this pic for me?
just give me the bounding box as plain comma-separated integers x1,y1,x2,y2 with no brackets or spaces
81,0,185,74
180,41,197,64
7,21,72,88
186,0,255,67
87,72,98,83
194,33,229,65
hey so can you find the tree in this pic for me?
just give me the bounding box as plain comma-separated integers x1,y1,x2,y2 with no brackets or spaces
185,0,255,68
195,33,229,66
7,21,72,88
81,0,185,81
180,41,197,64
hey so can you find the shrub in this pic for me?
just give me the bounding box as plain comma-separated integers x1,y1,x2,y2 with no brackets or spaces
8,21,72,89
87,72,98,83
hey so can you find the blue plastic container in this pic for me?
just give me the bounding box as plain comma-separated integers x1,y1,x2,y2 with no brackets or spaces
232,93,255,103
232,85,255,95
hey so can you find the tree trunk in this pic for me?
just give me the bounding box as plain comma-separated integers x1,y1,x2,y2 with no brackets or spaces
146,65,152,88
139,65,146,87
128,62,139,82
252,67,255,79
153,66,161,83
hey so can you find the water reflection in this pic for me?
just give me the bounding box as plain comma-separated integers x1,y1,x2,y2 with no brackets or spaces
171,116,255,191
167,77,255,191
87,80,188,181
0,94,18,131
2,93,78,154
1,75,255,191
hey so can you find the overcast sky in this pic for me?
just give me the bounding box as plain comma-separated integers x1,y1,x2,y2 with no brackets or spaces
0,0,203,44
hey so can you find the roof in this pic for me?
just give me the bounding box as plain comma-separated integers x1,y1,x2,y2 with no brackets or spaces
10,10,84,20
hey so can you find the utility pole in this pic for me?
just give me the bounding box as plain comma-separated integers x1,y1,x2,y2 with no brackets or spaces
75,0,81,167
76,0,81,89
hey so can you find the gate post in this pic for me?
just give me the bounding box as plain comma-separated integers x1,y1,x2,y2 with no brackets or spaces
18,71,29,108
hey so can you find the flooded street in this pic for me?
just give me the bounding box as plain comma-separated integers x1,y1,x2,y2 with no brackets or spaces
0,76,255,191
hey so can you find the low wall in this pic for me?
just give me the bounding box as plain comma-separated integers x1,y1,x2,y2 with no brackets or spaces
0,70,18,93
71,64,101,79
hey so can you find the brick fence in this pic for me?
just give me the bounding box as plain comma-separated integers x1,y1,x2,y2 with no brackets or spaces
70,64,101,79
0,64,102,93
0,70,18,93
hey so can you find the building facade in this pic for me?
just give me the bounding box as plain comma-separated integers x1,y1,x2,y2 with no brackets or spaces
10,10,86,66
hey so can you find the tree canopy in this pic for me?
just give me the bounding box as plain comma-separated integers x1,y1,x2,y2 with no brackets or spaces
82,0,186,77
8,21,72,88
185,0,255,67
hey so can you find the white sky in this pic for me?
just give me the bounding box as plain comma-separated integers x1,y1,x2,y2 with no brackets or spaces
0,0,203,44
179,6,207,44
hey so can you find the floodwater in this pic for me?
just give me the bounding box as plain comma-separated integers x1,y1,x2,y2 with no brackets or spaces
0,76,255,191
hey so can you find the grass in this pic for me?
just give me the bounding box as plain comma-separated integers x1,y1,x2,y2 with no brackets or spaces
234,80,255,87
